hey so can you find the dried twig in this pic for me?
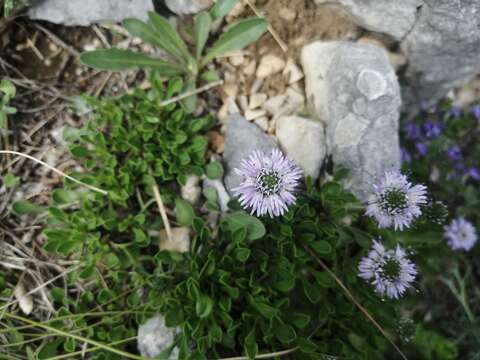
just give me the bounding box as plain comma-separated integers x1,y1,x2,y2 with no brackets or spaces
244,0,288,53
159,80,224,107
0,150,108,195
218,347,297,360
151,180,173,243
303,243,409,360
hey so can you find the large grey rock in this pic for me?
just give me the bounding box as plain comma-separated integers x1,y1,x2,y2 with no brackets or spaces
276,115,326,180
315,0,422,40
223,114,277,193
137,314,179,359
302,41,401,201
28,0,153,26
402,0,480,106
165,0,213,15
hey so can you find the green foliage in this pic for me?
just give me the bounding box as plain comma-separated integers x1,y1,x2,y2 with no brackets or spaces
80,1,268,112
0,79,17,128
2,0,29,17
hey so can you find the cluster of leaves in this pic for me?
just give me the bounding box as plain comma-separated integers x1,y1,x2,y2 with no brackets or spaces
80,0,268,112
1,0,29,17
400,102,480,358
0,79,17,128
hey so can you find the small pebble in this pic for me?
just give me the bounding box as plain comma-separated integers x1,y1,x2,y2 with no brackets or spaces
256,54,286,79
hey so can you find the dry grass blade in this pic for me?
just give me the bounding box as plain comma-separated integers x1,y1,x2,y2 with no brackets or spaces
303,243,409,360
217,347,297,359
159,80,224,107
0,150,108,195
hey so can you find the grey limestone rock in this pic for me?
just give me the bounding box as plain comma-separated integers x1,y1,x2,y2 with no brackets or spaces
223,114,277,194
165,0,213,15
301,41,402,201
314,0,422,40
137,314,179,359
28,0,154,26
402,0,480,106
275,115,326,180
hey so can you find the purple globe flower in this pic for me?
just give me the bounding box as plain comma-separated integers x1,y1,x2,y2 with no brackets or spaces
415,142,428,156
423,121,442,139
232,149,303,218
447,145,462,161
450,106,462,118
472,104,480,121
401,148,411,164
404,122,422,140
366,170,428,230
444,217,478,251
359,240,417,299
468,167,480,181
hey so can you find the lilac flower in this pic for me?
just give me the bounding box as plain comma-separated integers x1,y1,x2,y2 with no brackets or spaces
423,121,442,139
366,170,428,230
450,106,462,118
444,217,478,251
468,167,480,181
472,104,480,121
447,145,462,161
401,148,411,164
404,122,422,140
232,149,302,217
359,240,417,299
415,142,428,156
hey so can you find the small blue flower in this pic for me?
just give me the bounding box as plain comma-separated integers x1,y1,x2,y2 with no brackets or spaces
359,240,417,299
401,148,411,164
415,142,428,156
232,149,303,218
423,121,442,139
447,145,462,161
472,104,480,121
366,171,428,231
444,217,478,251
404,122,422,140
468,167,480,181
450,106,462,118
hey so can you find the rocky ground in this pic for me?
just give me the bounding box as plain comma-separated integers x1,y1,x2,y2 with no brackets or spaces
1,0,480,357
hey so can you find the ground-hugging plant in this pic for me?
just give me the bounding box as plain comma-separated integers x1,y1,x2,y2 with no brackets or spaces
80,0,268,112
400,102,480,359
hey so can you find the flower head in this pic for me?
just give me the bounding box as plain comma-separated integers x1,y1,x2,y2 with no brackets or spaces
404,122,422,140
444,217,478,251
447,145,462,161
366,171,428,230
472,104,480,121
468,167,480,181
232,149,302,217
358,240,417,299
423,121,442,139
415,142,428,156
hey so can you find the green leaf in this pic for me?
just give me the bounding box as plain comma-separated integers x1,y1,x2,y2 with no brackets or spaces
180,78,197,114
210,0,238,20
203,18,268,65
244,328,258,359
80,49,184,74
147,12,193,64
175,198,195,226
223,212,266,241
123,18,186,64
3,173,19,188
11,200,45,215
234,248,251,262
52,189,79,204
206,161,224,180
196,295,213,318
314,271,335,288
274,323,296,344
311,240,332,255
0,79,16,98
290,313,311,329
194,11,212,59
297,337,318,353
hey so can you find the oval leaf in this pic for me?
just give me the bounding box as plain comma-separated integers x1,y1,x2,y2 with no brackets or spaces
195,295,213,318
194,11,212,59
211,0,238,20
11,200,45,215
80,49,184,74
175,198,195,226
203,17,268,64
